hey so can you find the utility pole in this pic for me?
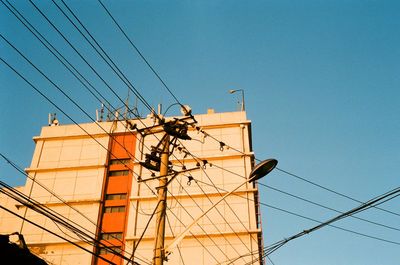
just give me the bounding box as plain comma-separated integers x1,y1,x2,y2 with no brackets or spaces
153,134,170,265
137,110,192,264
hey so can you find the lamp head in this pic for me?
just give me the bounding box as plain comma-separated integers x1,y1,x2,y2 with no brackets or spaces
229,89,237,94
248,159,278,183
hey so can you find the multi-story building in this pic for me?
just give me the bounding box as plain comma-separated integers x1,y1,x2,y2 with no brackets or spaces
0,109,265,265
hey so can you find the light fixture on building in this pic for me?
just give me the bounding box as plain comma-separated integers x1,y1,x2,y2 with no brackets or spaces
228,89,245,111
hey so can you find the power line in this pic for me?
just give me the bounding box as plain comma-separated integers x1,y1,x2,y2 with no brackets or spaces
1,6,236,262
26,0,148,118
2,0,162,174
0,204,117,265
1,50,210,264
179,135,400,234
0,33,157,180
2,0,180,180
275,167,400,218
165,214,186,265
163,138,260,258
260,183,400,232
166,189,231,261
255,187,400,264
3,4,279,261
213,162,400,240
192,177,400,247
1,52,226,264
176,139,261,238
1,42,396,260
96,0,183,107
165,205,222,264
45,0,198,174
46,0,154,115
0,180,152,265
223,186,400,265
3,13,166,256
22,0,194,174
1,0,129,125
128,200,161,265
0,56,155,264
173,137,400,261
193,126,400,218
0,152,148,259
173,176,251,262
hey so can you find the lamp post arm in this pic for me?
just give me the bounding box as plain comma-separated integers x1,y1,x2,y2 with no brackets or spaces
164,180,248,256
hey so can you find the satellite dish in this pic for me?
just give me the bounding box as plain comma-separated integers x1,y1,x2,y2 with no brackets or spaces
248,159,278,183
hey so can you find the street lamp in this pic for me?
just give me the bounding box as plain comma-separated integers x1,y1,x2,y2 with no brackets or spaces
229,89,245,111
164,158,278,258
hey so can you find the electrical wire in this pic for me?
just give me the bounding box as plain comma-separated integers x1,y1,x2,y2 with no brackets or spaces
4,46,396,261
0,181,152,265
1,0,173,183
28,0,154,117
3,5,275,261
0,204,117,265
14,0,194,176
0,57,155,264
192,177,400,247
180,146,400,235
161,143,257,261
54,0,155,114
193,126,400,218
191,177,254,254
176,141,261,241
165,205,222,264
0,152,143,256
266,255,276,265
0,34,157,182
54,0,151,115
24,1,396,258
2,2,253,262
128,200,161,265
97,0,186,111
165,214,186,265
246,186,400,265
275,167,400,217
166,189,230,261
1,0,132,127
172,176,250,262
260,183,400,232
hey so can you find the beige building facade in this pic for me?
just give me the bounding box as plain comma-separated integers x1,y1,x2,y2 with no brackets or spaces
0,110,264,265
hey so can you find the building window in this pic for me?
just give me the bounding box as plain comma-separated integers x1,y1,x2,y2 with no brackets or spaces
101,232,123,240
99,246,122,255
109,170,129,176
109,159,130,165
106,193,127,200
104,206,125,213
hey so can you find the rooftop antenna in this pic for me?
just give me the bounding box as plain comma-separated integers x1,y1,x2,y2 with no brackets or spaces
124,90,130,120
131,95,139,118
106,103,112,121
96,103,104,122
48,113,59,126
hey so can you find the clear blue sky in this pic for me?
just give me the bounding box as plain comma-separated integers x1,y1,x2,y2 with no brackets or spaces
1,1,399,264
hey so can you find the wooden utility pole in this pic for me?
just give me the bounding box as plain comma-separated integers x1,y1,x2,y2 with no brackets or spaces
153,134,170,265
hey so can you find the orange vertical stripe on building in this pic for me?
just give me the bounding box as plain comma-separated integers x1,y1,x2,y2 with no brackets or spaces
94,133,136,265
